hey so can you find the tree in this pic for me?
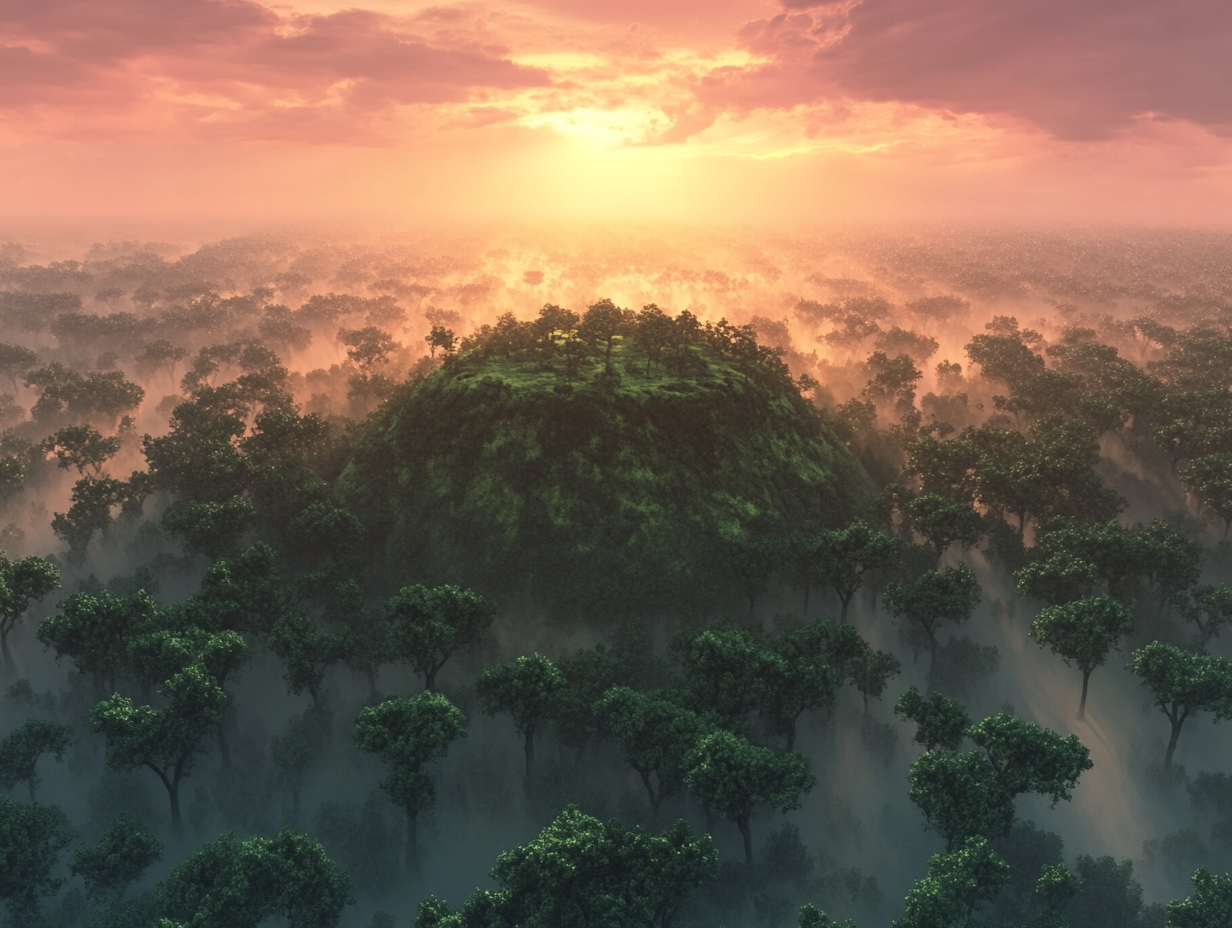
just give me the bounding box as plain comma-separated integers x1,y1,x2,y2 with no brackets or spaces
894,685,970,752
765,620,863,749
1182,453,1232,536
596,687,709,815
1176,585,1232,651
551,645,627,752
1167,867,1232,928
71,811,163,901
850,646,903,711
156,829,354,928
385,584,495,691
798,904,856,928
1031,595,1133,720
416,806,717,928
684,730,816,866
51,474,136,563
38,588,159,693
339,325,400,373
0,552,61,665
135,339,189,381
579,298,632,371
885,566,981,667
425,325,456,359
905,494,984,563
0,344,39,395
1130,642,1232,768
0,796,73,924
809,521,899,621
41,424,122,476
894,836,1010,928
675,625,782,725
161,497,257,560
907,714,1091,849
636,303,676,374
0,720,72,801
89,662,230,830
353,692,467,866
266,610,349,709
476,654,564,778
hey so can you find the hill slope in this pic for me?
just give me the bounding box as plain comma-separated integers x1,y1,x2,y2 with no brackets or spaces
340,338,870,616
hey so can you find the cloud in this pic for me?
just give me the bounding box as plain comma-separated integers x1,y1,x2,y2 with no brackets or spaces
724,0,1232,140
0,0,551,138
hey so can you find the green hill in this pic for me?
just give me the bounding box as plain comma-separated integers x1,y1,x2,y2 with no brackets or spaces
340,326,869,617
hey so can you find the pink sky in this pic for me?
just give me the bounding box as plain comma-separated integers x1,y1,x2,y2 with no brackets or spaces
3,0,1231,224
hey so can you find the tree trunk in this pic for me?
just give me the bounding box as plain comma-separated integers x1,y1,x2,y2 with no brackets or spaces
1078,670,1091,721
785,724,796,752
217,725,232,770
406,811,418,870
737,816,753,867
639,769,660,816
0,623,11,671
1165,715,1186,769
524,727,535,780
27,779,36,803
168,780,182,833
839,595,851,624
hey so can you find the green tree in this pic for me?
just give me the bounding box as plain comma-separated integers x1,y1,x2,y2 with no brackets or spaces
385,584,495,691
266,610,349,709
340,325,400,373
684,730,816,866
353,692,467,866
476,654,565,778
0,720,72,801
42,424,122,476
894,836,1010,928
71,811,163,901
765,620,870,749
894,685,970,752
675,626,781,726
1167,867,1232,928
89,662,230,830
579,298,633,371
161,497,257,560
0,796,73,924
596,687,709,815
907,714,1091,849
797,904,856,928
809,521,899,621
1031,595,1134,720
51,474,136,563
1183,453,1232,537
1130,642,1232,768
0,552,61,665
415,806,717,928
885,566,981,667
636,303,676,374
1176,585,1232,651
38,589,159,692
551,645,627,752
425,325,457,359
906,494,984,564
156,829,354,928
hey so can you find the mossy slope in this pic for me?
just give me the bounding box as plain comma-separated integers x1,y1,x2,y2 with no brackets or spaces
341,343,870,615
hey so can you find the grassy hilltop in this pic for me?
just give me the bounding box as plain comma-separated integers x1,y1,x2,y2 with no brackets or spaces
341,308,870,616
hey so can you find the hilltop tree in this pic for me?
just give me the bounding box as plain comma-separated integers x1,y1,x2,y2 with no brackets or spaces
684,730,815,866
0,553,61,665
476,654,565,778
579,298,633,372
809,521,899,621
354,693,467,866
384,584,495,692
38,589,159,693
0,796,73,924
1031,596,1134,720
415,807,717,928
635,303,676,374
1130,642,1232,768
0,720,72,801
885,566,981,667
596,687,709,816
156,829,354,928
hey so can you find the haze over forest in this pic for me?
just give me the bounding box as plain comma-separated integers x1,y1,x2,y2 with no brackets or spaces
1,223,1232,928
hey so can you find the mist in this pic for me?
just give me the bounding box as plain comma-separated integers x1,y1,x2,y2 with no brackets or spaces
1,221,1232,928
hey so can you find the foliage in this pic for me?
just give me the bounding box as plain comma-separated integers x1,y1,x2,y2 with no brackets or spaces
1131,642,1232,768
894,686,970,752
893,836,1009,928
156,829,354,928
476,654,565,776
0,719,72,801
1166,867,1232,928
0,795,74,922
39,588,159,691
885,566,981,662
384,583,495,691
0,552,61,657
415,806,717,928
71,811,163,900
1030,595,1134,718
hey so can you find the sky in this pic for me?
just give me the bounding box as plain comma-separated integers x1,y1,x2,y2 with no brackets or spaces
3,0,1232,225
